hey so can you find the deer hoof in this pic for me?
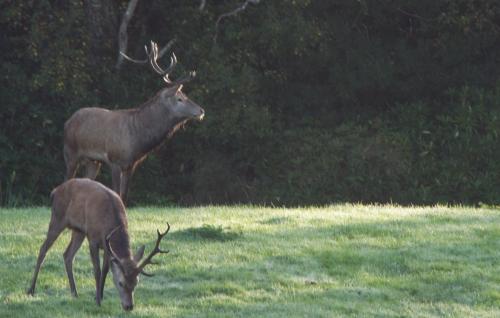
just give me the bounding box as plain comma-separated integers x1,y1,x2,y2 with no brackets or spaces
26,288,35,296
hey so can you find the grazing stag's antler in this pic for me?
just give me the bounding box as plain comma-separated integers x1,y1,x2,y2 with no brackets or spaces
105,225,122,259
105,225,127,273
28,179,176,311
136,223,171,277
120,41,195,85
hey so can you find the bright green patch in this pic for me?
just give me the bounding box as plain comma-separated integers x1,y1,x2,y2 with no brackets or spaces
0,205,499,317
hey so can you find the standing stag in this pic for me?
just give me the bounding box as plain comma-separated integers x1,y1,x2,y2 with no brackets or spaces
27,178,170,311
64,41,204,202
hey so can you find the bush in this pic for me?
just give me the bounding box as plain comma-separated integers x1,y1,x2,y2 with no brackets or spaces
3,1,500,206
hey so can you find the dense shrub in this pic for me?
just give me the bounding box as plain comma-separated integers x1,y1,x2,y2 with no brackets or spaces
398,87,500,204
1,1,500,206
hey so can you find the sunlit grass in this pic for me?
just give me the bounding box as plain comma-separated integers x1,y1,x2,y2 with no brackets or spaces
0,205,499,317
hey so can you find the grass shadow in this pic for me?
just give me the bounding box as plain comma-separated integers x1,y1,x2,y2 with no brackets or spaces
259,216,292,225
171,224,243,242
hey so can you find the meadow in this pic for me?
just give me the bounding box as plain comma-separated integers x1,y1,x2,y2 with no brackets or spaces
0,205,499,317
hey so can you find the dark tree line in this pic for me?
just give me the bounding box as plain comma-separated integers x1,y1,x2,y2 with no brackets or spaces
2,0,500,206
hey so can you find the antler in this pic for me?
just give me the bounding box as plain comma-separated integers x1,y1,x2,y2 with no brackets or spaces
105,225,127,273
120,41,195,85
166,70,197,86
136,223,171,277
120,41,176,74
145,41,177,79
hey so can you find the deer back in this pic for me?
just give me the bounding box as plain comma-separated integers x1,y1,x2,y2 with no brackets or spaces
51,178,129,244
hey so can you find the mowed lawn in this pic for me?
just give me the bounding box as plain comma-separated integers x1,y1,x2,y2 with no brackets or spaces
0,205,499,317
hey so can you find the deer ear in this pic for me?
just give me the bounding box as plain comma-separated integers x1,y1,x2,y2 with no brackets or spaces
134,245,146,263
161,85,182,98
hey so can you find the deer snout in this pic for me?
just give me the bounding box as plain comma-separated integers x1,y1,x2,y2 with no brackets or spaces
123,304,134,311
197,108,205,121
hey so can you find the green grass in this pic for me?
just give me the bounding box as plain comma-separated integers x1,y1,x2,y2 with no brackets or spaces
0,205,499,317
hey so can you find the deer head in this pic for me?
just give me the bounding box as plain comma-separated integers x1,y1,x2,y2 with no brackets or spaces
121,41,204,121
106,224,170,311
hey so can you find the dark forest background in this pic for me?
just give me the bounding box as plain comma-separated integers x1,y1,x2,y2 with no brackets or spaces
2,0,500,206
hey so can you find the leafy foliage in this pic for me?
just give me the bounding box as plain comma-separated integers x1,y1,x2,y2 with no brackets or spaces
1,0,500,205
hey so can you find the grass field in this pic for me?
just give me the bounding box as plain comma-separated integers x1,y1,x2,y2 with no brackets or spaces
0,205,499,317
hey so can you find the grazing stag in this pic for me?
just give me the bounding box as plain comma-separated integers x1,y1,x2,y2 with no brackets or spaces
64,41,204,202
27,178,170,311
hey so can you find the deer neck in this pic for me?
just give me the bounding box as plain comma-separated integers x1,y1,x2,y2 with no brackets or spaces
108,226,133,261
130,98,188,156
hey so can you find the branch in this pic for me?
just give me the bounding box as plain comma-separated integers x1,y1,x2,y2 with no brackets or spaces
397,7,432,21
158,39,176,59
199,0,207,11
213,0,261,44
116,0,140,70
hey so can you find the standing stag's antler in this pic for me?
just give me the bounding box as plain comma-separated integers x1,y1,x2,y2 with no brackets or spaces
136,223,171,277
120,41,195,85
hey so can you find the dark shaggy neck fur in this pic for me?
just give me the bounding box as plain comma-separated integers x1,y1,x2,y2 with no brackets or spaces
128,96,189,158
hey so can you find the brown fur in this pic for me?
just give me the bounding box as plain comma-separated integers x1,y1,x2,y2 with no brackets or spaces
64,85,204,203
27,179,153,311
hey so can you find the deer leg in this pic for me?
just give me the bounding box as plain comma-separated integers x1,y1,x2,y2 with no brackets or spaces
99,252,110,301
119,168,135,204
65,159,79,181
64,147,79,180
63,230,85,297
89,242,102,305
110,165,122,197
27,222,65,295
84,160,101,180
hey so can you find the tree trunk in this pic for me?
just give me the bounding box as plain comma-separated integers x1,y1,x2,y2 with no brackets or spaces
83,0,118,66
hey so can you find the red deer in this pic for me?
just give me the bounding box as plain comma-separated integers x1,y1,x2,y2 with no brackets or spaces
64,41,204,202
27,178,170,311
